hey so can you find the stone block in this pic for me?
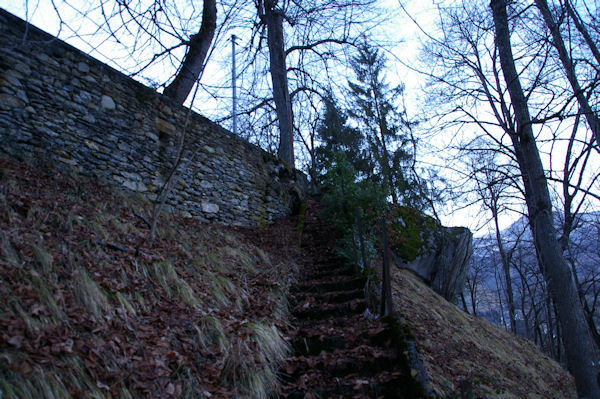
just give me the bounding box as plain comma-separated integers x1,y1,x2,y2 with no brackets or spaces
13,62,31,75
155,117,176,134
201,201,219,214
101,95,116,110
0,93,24,109
83,114,96,123
77,62,90,73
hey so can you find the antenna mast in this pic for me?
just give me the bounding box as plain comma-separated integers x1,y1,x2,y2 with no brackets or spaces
231,34,238,135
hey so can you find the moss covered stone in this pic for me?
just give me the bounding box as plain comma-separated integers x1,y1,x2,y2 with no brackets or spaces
387,206,441,262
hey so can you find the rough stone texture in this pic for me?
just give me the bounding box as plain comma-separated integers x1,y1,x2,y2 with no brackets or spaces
388,207,472,302
0,8,306,226
396,226,472,302
426,227,472,301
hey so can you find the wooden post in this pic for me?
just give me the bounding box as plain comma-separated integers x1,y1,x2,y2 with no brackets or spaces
380,218,394,316
355,207,369,271
351,231,359,273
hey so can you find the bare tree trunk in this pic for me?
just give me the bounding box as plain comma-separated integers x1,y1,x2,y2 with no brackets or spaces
355,208,369,271
469,281,477,317
553,298,564,363
565,0,600,67
259,0,295,166
520,277,530,338
514,250,540,341
163,0,217,104
380,218,394,316
560,111,600,351
150,86,199,241
569,254,600,350
534,0,600,148
493,206,517,333
495,267,509,331
546,291,558,359
491,1,600,396
460,291,469,313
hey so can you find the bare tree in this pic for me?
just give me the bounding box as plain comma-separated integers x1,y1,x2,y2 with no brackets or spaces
163,0,217,104
257,0,294,165
471,151,518,333
464,257,485,316
229,0,383,168
407,0,600,392
490,0,599,395
533,0,600,148
52,0,225,98
30,0,383,170
564,0,600,66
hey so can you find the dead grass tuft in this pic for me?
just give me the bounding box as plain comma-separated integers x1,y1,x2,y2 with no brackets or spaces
194,316,227,352
0,156,300,398
150,261,200,306
72,267,111,319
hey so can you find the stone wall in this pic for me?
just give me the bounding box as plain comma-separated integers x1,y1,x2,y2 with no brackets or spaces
0,8,306,226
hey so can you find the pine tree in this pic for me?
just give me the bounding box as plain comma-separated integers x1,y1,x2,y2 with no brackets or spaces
347,42,414,205
314,95,371,179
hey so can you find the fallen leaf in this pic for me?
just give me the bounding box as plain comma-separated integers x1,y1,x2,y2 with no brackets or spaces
166,383,175,394
7,335,23,348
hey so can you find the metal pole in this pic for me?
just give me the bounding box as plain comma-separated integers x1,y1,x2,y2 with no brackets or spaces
231,34,238,135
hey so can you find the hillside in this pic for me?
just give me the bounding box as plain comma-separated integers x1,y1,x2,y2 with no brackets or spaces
0,157,301,398
390,267,577,398
0,156,580,398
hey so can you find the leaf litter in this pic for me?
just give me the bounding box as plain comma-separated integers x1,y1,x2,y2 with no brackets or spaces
0,157,301,398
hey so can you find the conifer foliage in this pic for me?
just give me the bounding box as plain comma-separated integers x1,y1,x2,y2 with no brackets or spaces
315,42,421,208
314,96,371,178
346,43,415,205
313,42,426,267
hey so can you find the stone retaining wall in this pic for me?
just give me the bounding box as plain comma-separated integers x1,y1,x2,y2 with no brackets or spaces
0,8,305,226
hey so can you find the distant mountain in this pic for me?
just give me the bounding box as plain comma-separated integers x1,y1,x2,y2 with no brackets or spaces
467,209,600,343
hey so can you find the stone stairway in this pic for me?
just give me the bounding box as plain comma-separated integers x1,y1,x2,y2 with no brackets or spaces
279,200,428,398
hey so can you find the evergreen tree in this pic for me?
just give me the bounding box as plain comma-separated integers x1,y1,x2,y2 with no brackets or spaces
347,42,414,205
320,151,387,264
314,95,371,179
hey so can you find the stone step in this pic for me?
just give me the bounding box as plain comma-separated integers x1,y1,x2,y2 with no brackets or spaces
306,265,356,280
281,203,427,399
283,345,398,380
282,371,407,399
293,313,383,335
292,298,368,320
293,276,367,294
291,287,365,306
291,325,390,356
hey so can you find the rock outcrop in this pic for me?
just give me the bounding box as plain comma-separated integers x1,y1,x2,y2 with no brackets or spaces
388,206,472,302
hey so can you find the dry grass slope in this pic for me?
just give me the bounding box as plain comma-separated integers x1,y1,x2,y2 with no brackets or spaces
391,268,577,399
0,157,300,398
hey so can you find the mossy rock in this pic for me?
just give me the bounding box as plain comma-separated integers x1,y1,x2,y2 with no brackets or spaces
382,314,433,398
387,206,441,262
